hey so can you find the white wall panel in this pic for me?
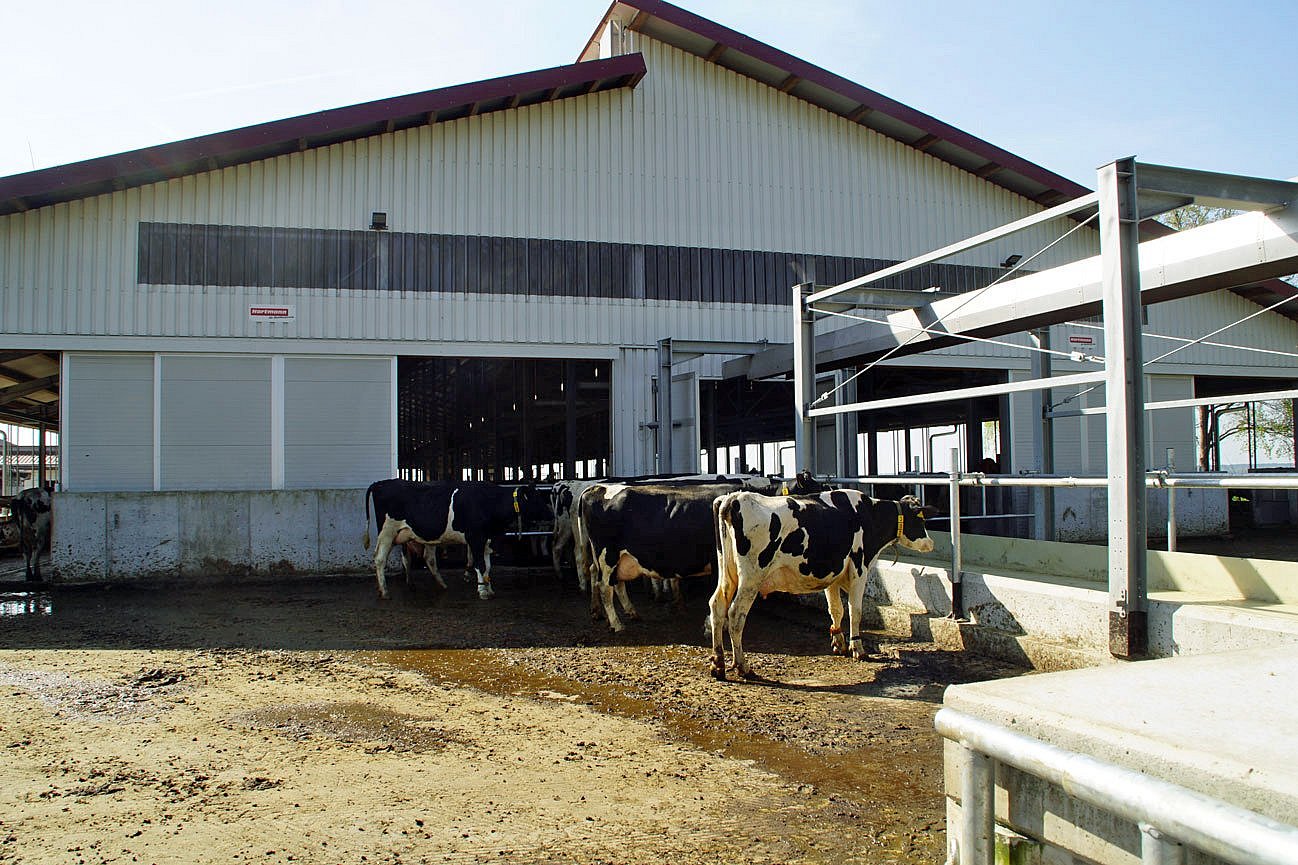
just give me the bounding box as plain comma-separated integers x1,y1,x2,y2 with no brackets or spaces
613,347,657,475
160,355,271,490
284,357,391,489
64,354,155,491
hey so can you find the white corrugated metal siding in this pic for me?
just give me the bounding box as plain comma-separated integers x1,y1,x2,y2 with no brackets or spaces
1,37,1099,346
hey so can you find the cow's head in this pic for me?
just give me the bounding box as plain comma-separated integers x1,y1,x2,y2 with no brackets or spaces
789,470,828,495
894,495,939,553
511,484,553,524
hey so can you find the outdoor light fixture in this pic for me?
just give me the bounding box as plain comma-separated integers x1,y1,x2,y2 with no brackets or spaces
1000,253,1022,268
370,211,388,230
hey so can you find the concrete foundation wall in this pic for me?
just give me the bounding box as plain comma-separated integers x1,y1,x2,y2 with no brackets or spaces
865,531,1298,667
1052,486,1228,542
50,489,371,582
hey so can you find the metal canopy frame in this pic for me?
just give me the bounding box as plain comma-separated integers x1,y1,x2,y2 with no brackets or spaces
791,159,1298,660
655,338,769,473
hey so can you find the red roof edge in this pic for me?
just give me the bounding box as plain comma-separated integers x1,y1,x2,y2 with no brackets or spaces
613,0,1092,202
0,53,647,215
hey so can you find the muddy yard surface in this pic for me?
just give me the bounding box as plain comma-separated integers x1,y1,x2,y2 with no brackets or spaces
0,565,1023,865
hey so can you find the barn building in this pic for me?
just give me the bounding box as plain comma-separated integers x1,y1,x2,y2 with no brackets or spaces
2,0,1296,579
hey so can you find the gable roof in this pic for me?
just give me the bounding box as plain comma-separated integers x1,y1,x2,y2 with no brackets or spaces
579,1,1298,321
579,0,1093,209
0,53,646,217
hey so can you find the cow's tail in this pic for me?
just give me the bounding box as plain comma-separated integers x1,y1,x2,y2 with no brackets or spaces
362,483,375,550
708,493,740,632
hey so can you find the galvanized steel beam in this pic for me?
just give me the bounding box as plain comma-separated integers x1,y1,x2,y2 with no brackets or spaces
729,195,1298,381
793,284,817,472
805,192,1100,305
657,338,673,473
1135,163,1298,212
1100,157,1148,660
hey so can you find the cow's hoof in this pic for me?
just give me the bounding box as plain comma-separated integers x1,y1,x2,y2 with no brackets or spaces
625,610,641,621
478,587,495,600
709,665,727,681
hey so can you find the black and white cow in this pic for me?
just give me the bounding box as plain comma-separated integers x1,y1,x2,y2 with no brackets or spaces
13,487,52,582
550,473,769,589
708,490,937,680
550,479,602,586
363,479,546,600
576,473,826,631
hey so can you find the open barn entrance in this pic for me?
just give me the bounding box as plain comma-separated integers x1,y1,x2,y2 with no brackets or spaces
1,349,60,578
700,366,1007,482
396,357,610,482
0,349,60,493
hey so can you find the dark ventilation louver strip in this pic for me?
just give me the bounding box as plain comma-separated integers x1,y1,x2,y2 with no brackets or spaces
137,222,1003,303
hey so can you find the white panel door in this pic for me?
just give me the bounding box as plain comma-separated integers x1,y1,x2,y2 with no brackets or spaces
671,372,700,473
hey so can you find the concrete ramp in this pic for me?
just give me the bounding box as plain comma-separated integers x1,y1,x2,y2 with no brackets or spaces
941,646,1298,863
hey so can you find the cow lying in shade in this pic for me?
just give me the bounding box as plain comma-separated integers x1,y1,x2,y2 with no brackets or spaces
363,479,546,600
13,488,52,582
708,490,937,680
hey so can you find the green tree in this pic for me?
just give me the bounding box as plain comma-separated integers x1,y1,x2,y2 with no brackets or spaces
1157,203,1238,231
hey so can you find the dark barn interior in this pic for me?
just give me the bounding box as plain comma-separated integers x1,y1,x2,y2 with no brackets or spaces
397,357,611,482
395,357,1011,484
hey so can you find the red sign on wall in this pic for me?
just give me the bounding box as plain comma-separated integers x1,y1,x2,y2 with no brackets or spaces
249,305,295,321
1068,335,1094,345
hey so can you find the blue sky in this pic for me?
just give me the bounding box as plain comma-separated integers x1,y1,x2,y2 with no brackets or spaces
2,0,1295,187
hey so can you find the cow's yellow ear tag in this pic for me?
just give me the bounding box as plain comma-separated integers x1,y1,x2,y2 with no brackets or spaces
512,489,520,513
781,485,790,496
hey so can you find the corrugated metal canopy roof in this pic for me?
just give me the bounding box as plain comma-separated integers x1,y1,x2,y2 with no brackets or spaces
0,53,647,216
0,351,60,431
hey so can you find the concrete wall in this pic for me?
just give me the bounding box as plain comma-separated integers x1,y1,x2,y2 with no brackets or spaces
941,648,1298,865
1053,486,1228,542
50,489,370,582
866,531,1298,669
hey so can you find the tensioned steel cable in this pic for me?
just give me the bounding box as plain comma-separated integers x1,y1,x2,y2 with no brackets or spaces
1065,319,1298,362
1056,289,1298,409
811,210,1100,408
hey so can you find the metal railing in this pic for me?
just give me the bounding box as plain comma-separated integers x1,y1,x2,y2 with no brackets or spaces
936,708,1298,865
827,458,1298,619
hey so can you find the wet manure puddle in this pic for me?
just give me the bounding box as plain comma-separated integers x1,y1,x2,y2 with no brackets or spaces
239,700,469,754
362,646,940,814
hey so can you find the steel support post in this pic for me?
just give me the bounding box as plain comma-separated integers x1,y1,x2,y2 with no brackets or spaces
38,424,48,488
1165,448,1177,552
793,283,817,472
1029,329,1055,540
564,360,578,480
959,745,995,865
657,338,673,474
1140,823,1185,865
1099,157,1149,659
949,447,964,619
835,368,859,479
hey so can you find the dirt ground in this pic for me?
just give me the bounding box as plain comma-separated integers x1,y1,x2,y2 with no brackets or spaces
0,561,1023,865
